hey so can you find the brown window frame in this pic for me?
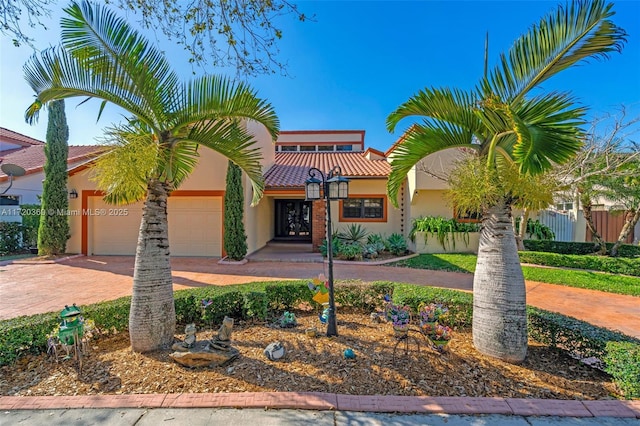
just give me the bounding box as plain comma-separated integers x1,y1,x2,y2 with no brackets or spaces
339,196,387,222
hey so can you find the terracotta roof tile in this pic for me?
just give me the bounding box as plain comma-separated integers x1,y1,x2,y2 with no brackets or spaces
0,127,45,146
0,145,105,180
265,152,390,188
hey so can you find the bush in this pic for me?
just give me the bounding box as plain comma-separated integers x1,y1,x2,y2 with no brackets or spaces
243,292,269,321
336,242,363,260
20,204,41,248
519,251,640,277
334,281,394,311
524,240,640,258
319,237,341,258
203,291,244,325
391,283,473,327
385,233,408,256
0,222,22,255
410,216,479,250
604,341,640,399
265,281,311,311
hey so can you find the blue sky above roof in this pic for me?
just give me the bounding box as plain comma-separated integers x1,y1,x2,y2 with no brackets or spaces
1,1,638,152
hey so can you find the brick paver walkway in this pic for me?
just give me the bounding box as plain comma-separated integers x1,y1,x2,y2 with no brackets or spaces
1,255,639,417
1,255,638,338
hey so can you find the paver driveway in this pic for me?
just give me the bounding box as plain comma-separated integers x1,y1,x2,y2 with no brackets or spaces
1,255,638,338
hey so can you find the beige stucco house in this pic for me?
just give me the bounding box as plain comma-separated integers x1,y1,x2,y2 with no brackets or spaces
59,122,467,257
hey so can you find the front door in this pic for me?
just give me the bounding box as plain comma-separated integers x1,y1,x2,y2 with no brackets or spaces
274,200,312,241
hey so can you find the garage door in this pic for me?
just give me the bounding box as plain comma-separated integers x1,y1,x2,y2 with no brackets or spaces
89,196,222,256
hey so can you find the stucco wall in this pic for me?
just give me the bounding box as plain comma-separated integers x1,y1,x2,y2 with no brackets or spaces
6,172,45,205
333,178,401,238
409,190,452,220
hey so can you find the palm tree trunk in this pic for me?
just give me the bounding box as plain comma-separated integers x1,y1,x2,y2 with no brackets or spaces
473,198,527,363
129,179,176,353
610,207,640,257
581,197,607,255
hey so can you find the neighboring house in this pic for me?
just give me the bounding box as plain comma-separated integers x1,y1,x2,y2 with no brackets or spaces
0,128,103,222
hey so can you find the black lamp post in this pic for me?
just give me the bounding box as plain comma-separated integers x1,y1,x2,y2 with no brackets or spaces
305,165,349,337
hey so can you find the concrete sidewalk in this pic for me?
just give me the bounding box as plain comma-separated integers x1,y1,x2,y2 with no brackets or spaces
3,407,639,425
1,392,639,424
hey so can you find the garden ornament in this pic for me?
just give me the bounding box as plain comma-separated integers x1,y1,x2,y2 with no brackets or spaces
264,341,286,361
343,348,356,359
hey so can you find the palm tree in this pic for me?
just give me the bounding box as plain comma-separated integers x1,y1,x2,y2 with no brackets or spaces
24,0,279,353
386,0,626,362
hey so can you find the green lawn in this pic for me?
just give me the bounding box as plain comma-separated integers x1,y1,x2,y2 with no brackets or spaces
390,253,640,296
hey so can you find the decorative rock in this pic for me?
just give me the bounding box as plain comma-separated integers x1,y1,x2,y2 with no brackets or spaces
170,316,240,368
169,340,240,367
264,341,286,361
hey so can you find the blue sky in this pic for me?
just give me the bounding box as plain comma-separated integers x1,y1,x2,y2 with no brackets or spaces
1,1,639,153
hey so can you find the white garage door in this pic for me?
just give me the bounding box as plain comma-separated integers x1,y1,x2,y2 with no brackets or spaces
90,196,222,257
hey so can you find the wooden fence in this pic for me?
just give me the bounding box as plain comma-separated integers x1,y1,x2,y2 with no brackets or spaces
585,210,634,243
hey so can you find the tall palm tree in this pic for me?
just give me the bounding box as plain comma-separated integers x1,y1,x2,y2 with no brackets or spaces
24,0,279,352
386,0,626,362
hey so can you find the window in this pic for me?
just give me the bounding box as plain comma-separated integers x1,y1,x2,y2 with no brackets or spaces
455,209,481,223
555,202,573,211
0,195,20,205
300,145,316,152
336,144,353,151
317,145,334,151
340,197,385,221
281,145,297,152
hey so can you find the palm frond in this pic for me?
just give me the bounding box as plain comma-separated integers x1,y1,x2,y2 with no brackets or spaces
177,75,279,141
487,0,627,102
23,46,160,127
387,123,478,206
90,125,158,205
157,139,200,189
386,87,482,135
509,92,586,174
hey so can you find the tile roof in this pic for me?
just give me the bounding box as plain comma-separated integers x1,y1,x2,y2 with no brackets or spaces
265,152,391,188
0,145,105,181
0,127,45,146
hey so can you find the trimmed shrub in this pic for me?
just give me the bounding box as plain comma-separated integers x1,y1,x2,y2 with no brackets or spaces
604,341,640,399
334,281,394,311
519,251,640,277
265,281,311,311
524,240,640,258
243,292,269,321
223,161,248,260
391,283,473,327
38,99,70,255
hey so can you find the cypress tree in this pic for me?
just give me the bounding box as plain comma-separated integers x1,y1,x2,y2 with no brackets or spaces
223,160,247,260
37,100,70,255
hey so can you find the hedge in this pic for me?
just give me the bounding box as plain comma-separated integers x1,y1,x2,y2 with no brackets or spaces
524,240,640,258
2,279,638,398
519,251,640,277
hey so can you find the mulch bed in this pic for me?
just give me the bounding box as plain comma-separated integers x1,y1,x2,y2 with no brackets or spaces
0,310,621,399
